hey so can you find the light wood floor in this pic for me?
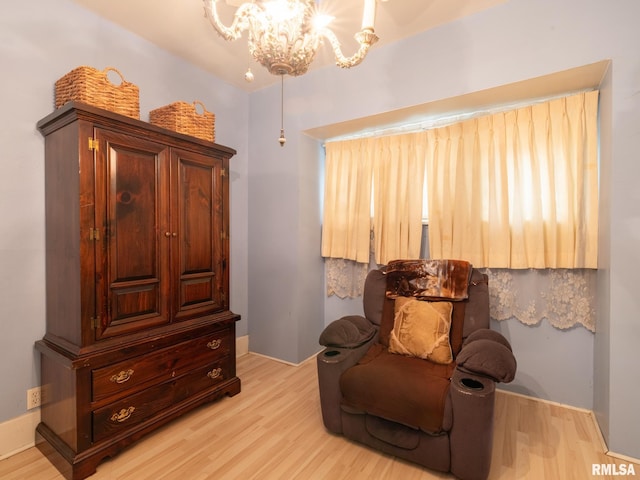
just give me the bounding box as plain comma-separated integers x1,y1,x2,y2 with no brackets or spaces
1,353,636,480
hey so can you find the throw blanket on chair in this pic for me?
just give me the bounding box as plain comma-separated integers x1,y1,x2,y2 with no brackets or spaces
385,259,473,301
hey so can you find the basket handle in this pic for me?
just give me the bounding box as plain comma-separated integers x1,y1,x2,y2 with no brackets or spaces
193,101,208,116
103,67,127,86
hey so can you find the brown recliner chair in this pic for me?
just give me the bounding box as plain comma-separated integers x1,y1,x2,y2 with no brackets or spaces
316,260,516,480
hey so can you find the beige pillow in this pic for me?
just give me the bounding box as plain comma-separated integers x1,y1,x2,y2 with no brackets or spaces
388,297,453,364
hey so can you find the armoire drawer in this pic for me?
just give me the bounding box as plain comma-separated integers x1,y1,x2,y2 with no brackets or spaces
92,328,233,402
92,356,231,442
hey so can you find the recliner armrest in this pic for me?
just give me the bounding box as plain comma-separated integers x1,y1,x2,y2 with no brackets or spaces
449,369,496,480
456,329,517,383
319,315,377,348
317,340,374,434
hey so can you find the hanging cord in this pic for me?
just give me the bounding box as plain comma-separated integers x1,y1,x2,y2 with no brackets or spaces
278,75,286,147
244,41,254,83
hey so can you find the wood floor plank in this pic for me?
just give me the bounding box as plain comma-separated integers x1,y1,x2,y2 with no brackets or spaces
0,353,636,479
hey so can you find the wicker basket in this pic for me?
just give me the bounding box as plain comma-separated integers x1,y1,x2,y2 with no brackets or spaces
55,66,140,119
149,101,215,142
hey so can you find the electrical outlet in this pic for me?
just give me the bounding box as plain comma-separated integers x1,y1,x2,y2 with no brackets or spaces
27,386,42,410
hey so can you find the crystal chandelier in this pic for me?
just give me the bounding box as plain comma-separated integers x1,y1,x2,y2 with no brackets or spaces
203,0,379,146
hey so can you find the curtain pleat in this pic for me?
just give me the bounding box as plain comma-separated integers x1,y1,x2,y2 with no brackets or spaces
321,139,373,263
372,133,426,265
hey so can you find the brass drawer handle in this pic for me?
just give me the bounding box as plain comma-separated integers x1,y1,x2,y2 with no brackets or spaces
110,406,135,423
207,368,223,380
207,339,222,350
110,369,134,384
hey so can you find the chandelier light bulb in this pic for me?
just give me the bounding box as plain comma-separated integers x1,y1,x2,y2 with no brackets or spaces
244,67,255,82
361,0,376,31
312,13,334,30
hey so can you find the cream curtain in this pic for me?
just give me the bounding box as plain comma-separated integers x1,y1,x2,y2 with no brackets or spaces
321,138,374,264
372,133,426,265
427,91,599,268
322,133,426,266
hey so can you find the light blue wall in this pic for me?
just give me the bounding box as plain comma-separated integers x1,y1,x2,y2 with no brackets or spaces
246,87,325,364
602,46,640,460
247,0,640,459
491,319,594,405
595,63,613,444
0,0,249,424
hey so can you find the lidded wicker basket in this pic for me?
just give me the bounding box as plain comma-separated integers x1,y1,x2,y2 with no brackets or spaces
149,101,215,142
55,66,140,119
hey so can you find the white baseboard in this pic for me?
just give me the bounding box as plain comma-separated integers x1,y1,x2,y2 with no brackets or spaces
236,334,249,357
497,388,594,414
247,348,322,367
0,409,40,460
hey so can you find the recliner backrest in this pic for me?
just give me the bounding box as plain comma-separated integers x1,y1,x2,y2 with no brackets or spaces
362,269,387,326
362,266,490,350
463,270,490,338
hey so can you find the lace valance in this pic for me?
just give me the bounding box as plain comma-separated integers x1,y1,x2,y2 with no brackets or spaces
325,260,597,332
325,257,369,299
482,268,596,332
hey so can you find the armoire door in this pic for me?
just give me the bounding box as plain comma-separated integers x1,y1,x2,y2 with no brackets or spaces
93,128,171,340
171,148,226,320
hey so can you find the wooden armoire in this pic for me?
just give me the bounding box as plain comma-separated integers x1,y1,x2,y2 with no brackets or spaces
35,102,240,480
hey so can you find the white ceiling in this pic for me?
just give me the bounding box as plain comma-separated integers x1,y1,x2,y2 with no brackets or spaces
72,0,509,92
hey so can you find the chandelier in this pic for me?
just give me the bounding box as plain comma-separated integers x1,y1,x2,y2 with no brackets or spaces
203,0,379,146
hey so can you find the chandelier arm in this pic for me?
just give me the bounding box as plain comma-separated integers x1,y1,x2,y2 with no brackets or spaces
320,28,379,69
202,0,257,41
